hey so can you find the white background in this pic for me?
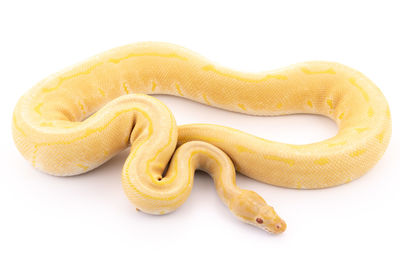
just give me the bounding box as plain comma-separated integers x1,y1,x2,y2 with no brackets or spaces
1,1,399,266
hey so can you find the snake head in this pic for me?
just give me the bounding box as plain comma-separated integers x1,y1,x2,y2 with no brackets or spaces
255,205,286,234
230,190,286,234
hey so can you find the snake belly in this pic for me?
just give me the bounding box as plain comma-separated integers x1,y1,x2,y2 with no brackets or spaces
12,42,391,234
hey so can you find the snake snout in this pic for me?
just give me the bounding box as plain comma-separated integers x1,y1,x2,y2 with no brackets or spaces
271,220,286,234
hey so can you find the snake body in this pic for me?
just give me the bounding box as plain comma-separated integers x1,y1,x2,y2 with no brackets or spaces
12,42,391,233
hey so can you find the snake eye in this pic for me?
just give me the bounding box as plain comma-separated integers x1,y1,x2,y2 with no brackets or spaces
256,217,263,224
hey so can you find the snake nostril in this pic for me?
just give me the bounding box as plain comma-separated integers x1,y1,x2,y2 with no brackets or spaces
275,221,286,232
256,218,263,224
157,177,162,181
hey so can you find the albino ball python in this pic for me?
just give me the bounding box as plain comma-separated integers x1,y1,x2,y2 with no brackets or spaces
12,42,391,234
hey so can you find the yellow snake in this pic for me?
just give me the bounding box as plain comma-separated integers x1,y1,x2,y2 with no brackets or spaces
12,42,391,234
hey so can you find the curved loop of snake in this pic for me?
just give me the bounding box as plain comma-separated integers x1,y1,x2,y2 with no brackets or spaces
12,42,391,234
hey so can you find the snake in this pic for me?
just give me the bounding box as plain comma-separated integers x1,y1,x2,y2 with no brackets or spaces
12,42,391,234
